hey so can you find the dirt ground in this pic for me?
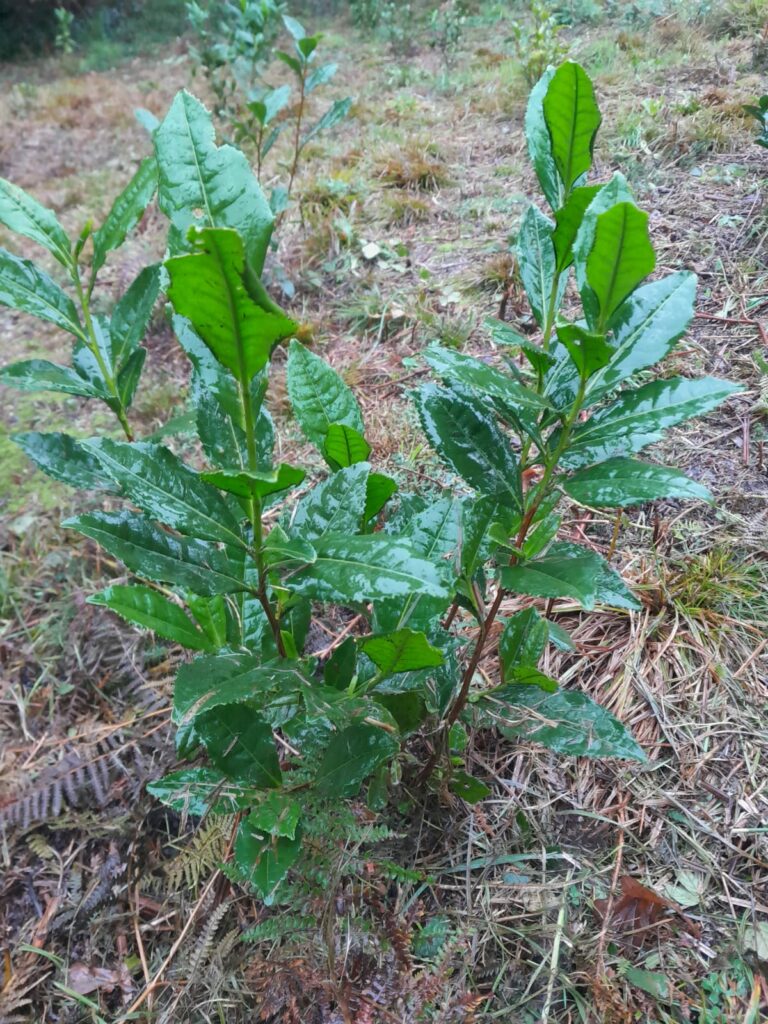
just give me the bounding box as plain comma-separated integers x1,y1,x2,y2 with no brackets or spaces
1,3,767,1022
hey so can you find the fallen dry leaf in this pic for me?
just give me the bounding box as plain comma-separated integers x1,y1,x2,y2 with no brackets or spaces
594,875,700,948
68,962,134,999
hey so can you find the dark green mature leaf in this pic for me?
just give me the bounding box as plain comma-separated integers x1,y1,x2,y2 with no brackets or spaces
461,495,517,577
89,584,213,651
288,462,369,541
91,156,158,274
374,691,427,734
500,608,548,678
499,546,607,610
12,431,112,491
0,177,72,268
235,818,302,903
288,534,450,605
316,723,399,797
201,464,305,500
493,688,646,760
552,185,602,272
323,423,370,469
525,66,560,209
0,359,107,399
263,525,316,567
560,377,741,469
110,264,162,367
306,61,337,93
287,341,364,450
174,653,309,723
249,792,301,839
586,202,655,329
449,771,491,803
542,61,601,194
167,228,296,384
424,345,550,411
364,472,397,522
148,767,247,816
0,249,82,337
416,384,521,510
546,541,640,609
556,324,614,379
362,629,444,675
82,438,244,547
586,271,697,405
517,204,560,328
563,457,712,507
302,97,353,147
154,90,274,273
196,705,281,787
65,510,247,596
116,347,146,409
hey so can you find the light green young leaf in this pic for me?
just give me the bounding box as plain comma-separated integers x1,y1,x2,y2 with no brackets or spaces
0,249,83,337
0,177,72,268
287,340,364,450
91,156,158,274
586,202,656,329
201,464,305,500
364,472,398,522
542,61,601,195
323,423,370,469
89,584,214,651
556,324,614,379
563,457,712,507
361,628,444,675
552,185,602,272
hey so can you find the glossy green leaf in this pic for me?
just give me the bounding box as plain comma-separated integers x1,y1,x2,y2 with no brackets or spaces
0,359,107,399
362,629,444,675
316,723,399,797
323,423,370,469
288,462,369,541
154,90,274,273
148,767,247,816
196,705,281,787
552,185,602,272
235,818,302,904
302,98,353,147
364,472,397,522
623,967,671,1000
542,61,601,194
174,653,309,723
571,173,635,321
525,66,560,209
116,347,145,409
560,376,741,469
0,177,71,268
248,792,301,839
424,344,550,411
82,438,244,546
556,324,614,379
0,249,82,337
500,608,548,677
287,534,450,605
494,688,645,760
12,431,112,491
586,271,697,405
546,541,640,610
185,594,228,647
89,584,213,651
110,263,162,367
374,691,427,734
449,771,490,803
91,156,158,274
201,463,305,500
517,204,560,328
502,666,559,691
417,384,521,510
586,202,655,329
547,620,575,651
65,510,247,596
167,227,296,384
499,546,608,610
287,340,363,450
563,457,712,507
460,496,516,577
306,61,337,93
263,525,316,567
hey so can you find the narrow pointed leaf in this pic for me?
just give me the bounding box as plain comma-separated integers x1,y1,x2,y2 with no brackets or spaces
517,204,560,328
91,156,158,274
424,344,550,410
0,177,72,267
110,263,162,367
500,608,548,677
563,458,712,507
12,431,113,491
197,705,281,787
525,66,560,209
0,359,107,398
316,723,399,797
302,98,353,147
553,185,602,272
0,249,82,337
89,584,214,650
116,347,146,409
174,654,309,723
543,61,601,194
361,629,444,675
287,340,363,450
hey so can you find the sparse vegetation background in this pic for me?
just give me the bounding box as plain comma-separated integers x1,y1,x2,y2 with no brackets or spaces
1,2,767,1023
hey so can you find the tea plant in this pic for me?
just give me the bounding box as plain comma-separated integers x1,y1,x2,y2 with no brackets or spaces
0,65,739,906
430,0,471,69
745,94,768,147
350,0,383,29
54,6,76,55
509,0,569,85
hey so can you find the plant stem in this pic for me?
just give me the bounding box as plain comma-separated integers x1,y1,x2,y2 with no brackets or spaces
278,67,306,228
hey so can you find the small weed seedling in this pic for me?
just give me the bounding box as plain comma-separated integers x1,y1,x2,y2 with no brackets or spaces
0,65,739,907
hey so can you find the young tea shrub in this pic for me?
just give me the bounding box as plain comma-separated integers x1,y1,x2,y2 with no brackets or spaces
0,65,739,907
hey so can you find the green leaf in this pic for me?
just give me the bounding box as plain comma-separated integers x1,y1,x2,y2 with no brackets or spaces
287,534,450,605
288,462,369,541
174,654,308,723
449,770,491,803
525,66,560,209
116,347,146,409
0,249,82,337
12,431,112,491
424,344,550,411
622,967,671,1000
235,818,302,904
89,584,213,650
542,61,601,195
196,705,281,787
364,472,397,522
148,767,247,816
546,541,640,610
323,423,370,469
110,264,162,367
91,156,158,274
499,547,608,610
154,90,274,273
501,666,559,692
494,688,645,759
248,792,301,839
556,324,614,379
306,61,337,93
586,202,655,329
460,495,516,577
500,608,548,677
263,525,316,568
0,359,107,399
374,691,427,734
362,629,444,675
563,457,712,507
185,594,228,647
560,377,741,470
586,271,697,406
65,510,247,596
416,384,521,510
517,204,560,328
316,723,399,797
287,340,363,450
166,227,296,384
302,98,353,147
201,463,305,499
552,185,602,272
0,177,72,268
82,438,244,547
547,620,575,651
283,14,306,40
